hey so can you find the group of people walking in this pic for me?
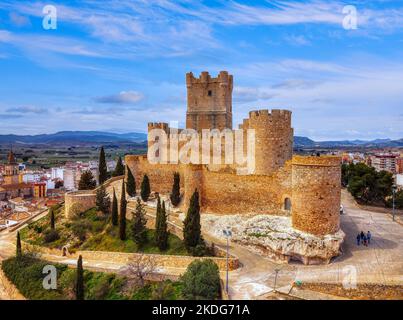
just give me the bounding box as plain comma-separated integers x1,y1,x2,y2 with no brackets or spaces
356,231,371,246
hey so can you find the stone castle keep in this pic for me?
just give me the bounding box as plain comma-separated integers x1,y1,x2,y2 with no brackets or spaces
124,71,342,237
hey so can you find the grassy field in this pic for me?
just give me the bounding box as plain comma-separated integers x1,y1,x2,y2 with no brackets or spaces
20,206,188,256
1,256,183,300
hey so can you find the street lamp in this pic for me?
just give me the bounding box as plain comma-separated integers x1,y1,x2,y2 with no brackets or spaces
392,184,397,222
223,228,232,295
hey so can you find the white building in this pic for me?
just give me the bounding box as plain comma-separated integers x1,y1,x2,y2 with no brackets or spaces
63,167,77,191
51,167,64,180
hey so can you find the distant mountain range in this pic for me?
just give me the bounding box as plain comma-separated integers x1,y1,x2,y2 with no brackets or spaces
0,131,148,144
0,131,401,148
294,136,403,148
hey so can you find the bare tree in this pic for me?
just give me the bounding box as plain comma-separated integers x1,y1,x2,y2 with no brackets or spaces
120,254,157,288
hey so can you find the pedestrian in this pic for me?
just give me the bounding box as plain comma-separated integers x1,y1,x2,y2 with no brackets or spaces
360,231,365,241
356,233,360,246
367,231,371,245
340,205,344,215
363,235,368,246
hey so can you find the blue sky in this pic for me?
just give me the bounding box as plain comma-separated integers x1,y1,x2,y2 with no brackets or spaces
0,0,402,140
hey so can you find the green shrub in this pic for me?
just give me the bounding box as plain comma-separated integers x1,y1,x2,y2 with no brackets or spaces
34,225,43,234
43,229,60,243
131,284,152,300
181,259,220,300
189,242,208,257
151,281,176,300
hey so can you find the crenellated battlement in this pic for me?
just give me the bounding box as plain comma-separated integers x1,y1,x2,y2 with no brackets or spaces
148,122,169,132
186,71,233,87
247,109,292,122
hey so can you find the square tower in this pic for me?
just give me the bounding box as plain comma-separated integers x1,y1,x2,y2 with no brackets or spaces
186,71,233,131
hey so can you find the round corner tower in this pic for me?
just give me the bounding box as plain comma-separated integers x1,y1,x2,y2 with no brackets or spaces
183,164,204,210
291,156,342,236
245,109,293,175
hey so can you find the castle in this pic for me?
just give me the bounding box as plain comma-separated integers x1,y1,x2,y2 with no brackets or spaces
124,71,342,237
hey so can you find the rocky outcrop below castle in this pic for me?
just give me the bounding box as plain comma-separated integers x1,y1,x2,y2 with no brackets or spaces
201,214,345,265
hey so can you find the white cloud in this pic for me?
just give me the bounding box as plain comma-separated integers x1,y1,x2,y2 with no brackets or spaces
94,91,144,105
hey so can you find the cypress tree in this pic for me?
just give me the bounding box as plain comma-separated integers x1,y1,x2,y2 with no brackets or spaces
156,200,168,251
183,190,202,249
119,180,127,240
75,255,84,300
126,166,136,197
50,208,55,230
78,170,96,190
155,195,161,231
98,146,108,185
96,184,110,216
16,231,22,257
113,156,125,177
170,172,181,207
140,174,151,202
131,198,147,248
154,196,161,246
111,188,118,226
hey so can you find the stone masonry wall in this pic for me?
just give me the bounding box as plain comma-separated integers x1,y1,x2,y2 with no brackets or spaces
125,155,182,195
201,162,292,214
65,191,96,219
76,250,239,271
125,154,293,215
291,156,341,236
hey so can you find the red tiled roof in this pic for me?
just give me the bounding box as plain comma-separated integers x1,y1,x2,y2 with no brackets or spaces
7,211,30,221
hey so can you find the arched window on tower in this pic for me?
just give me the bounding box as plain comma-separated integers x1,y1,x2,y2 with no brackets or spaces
284,197,292,211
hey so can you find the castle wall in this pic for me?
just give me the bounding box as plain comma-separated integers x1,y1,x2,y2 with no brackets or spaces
65,191,96,219
291,156,341,236
201,163,292,214
126,152,293,215
125,155,183,195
